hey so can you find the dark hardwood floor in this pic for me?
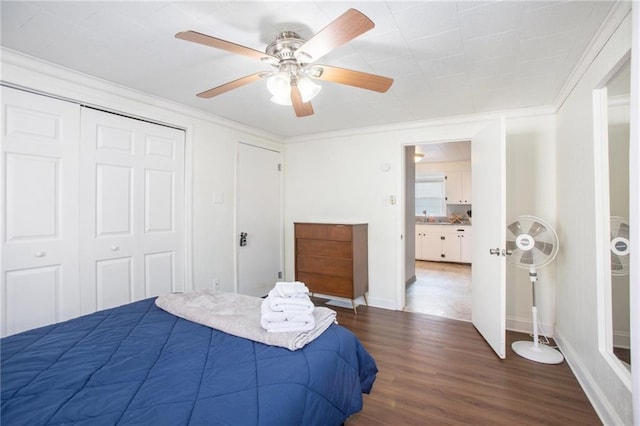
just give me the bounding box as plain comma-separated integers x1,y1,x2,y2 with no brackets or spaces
323,301,601,425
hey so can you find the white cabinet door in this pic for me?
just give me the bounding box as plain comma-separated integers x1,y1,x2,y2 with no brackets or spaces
80,108,185,313
461,171,472,203
415,227,425,259
1,87,80,336
445,171,472,204
445,172,463,204
460,228,473,263
441,231,461,262
422,232,443,261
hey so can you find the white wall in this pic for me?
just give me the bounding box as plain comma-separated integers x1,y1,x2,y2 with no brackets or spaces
505,115,557,335
0,48,283,296
554,9,633,425
283,113,557,330
283,133,399,308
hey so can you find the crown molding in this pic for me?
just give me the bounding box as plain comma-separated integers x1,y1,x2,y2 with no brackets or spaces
283,105,555,144
552,1,632,112
0,47,281,142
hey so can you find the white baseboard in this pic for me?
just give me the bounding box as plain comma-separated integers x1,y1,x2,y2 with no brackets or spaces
554,329,622,426
613,330,631,349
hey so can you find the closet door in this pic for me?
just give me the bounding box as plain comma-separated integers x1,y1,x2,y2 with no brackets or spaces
1,87,80,336
80,108,185,313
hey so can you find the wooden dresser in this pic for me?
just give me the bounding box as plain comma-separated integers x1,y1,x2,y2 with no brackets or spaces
294,223,368,313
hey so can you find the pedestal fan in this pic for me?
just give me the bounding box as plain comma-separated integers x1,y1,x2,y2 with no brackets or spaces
506,215,564,364
610,216,630,276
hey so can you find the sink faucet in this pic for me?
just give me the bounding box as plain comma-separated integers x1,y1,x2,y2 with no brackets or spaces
423,210,428,221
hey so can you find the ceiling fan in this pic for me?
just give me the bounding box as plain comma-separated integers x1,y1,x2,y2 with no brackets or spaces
175,8,394,118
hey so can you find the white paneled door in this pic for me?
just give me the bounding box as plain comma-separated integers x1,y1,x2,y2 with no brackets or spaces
80,108,185,313
236,143,282,297
471,118,507,359
1,87,81,336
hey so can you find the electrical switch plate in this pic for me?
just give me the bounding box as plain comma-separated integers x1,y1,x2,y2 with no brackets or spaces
213,192,224,204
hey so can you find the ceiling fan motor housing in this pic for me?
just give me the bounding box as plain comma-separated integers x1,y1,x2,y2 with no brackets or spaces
266,31,306,62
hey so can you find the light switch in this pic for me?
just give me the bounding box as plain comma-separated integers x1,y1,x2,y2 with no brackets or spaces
213,192,224,204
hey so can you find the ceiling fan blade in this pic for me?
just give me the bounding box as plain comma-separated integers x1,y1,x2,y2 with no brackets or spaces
506,240,518,251
291,84,314,117
312,65,393,93
196,72,266,99
176,31,276,62
296,9,374,62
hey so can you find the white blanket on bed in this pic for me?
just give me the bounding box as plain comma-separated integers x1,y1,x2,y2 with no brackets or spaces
155,290,337,351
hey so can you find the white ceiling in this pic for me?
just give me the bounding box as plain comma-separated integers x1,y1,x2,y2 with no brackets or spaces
0,1,614,138
417,140,470,163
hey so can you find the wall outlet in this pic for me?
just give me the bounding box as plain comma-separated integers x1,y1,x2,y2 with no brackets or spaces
213,278,220,290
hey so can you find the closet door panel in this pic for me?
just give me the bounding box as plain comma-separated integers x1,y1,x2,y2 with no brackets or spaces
1,87,80,337
96,164,134,236
4,267,59,335
145,169,174,233
80,108,185,314
96,257,133,310
5,154,58,240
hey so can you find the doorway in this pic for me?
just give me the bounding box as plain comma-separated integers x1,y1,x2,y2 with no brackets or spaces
405,141,472,321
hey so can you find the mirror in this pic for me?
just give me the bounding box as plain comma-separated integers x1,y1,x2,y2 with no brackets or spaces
606,59,630,370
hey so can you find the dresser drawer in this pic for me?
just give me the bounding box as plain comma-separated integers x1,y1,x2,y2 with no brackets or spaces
297,272,354,298
296,255,353,278
294,223,352,241
296,239,352,258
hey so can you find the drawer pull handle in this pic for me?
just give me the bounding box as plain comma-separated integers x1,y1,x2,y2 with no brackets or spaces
34,251,46,258
111,246,120,252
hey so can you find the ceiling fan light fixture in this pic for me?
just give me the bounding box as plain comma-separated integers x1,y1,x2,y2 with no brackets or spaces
270,92,292,106
266,72,290,97
297,76,322,103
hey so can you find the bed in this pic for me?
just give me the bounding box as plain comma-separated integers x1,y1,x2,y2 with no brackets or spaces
1,297,377,425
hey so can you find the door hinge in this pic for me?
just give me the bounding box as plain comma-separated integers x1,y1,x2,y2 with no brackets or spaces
278,271,283,279
277,163,282,171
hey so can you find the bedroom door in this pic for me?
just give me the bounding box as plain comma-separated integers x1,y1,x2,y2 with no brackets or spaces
236,142,282,297
1,87,81,336
79,108,185,313
471,118,507,359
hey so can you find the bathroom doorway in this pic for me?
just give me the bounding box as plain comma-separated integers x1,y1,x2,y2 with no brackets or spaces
405,141,472,321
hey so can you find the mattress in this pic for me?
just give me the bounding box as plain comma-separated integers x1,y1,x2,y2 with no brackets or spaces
1,298,377,425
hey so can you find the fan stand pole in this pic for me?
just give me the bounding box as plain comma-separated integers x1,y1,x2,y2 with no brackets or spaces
511,266,564,364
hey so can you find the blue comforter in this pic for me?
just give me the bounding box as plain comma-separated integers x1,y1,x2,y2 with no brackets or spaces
1,298,377,425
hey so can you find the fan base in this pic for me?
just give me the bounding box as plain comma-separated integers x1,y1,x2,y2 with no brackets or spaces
511,341,564,364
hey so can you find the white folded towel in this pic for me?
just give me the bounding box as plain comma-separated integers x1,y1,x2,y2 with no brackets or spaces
267,290,314,314
260,299,315,332
274,281,309,298
155,290,337,351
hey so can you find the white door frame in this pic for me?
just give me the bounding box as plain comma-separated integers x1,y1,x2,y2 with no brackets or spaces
396,120,494,311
